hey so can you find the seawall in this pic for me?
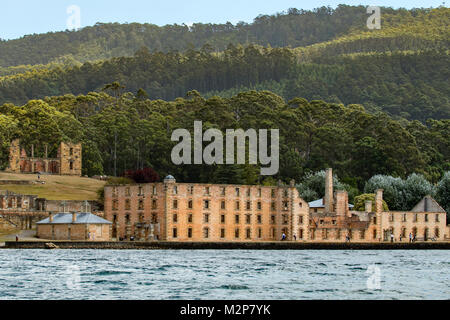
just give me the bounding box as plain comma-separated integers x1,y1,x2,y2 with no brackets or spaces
2,241,450,250
0,180,34,185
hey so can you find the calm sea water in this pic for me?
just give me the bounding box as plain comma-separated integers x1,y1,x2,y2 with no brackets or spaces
0,249,448,300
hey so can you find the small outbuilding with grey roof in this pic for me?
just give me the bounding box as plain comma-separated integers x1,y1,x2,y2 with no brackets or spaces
36,212,112,241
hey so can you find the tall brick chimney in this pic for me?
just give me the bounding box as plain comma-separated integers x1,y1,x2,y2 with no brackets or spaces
324,168,334,213
335,190,349,217
365,200,373,213
375,189,384,213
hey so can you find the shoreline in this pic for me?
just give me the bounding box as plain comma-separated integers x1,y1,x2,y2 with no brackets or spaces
2,241,450,250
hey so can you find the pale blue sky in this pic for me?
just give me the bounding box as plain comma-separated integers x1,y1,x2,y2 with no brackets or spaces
0,0,446,40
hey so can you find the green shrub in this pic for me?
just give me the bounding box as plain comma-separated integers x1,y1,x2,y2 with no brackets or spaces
353,193,389,211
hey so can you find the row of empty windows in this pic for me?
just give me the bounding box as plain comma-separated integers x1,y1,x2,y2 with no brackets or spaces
178,186,291,198
310,228,370,240
112,199,300,211
389,213,441,223
113,199,159,210
112,186,293,198
390,227,440,238
112,213,158,224
172,227,295,239
171,213,297,225
112,186,158,196
112,211,306,226
309,226,442,240
190,200,293,211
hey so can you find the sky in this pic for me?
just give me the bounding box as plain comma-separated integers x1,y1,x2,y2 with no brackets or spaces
0,0,446,40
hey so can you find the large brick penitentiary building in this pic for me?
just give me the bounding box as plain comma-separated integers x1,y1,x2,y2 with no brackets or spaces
104,170,449,242
105,175,309,241
6,139,82,176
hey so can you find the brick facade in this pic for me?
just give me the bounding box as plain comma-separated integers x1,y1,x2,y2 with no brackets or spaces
104,171,449,243
104,177,309,241
36,223,111,241
6,139,82,176
309,169,448,242
36,213,111,241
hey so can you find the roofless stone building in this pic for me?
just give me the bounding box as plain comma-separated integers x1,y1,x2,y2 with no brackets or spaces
7,139,82,176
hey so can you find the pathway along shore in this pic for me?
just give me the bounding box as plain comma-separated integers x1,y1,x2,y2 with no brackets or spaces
2,241,450,250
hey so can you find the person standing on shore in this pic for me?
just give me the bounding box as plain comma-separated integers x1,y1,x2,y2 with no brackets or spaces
15,234,18,242
409,233,413,243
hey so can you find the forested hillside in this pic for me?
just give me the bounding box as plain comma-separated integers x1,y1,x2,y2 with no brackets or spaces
0,6,448,120
0,5,448,195
1,46,448,120
0,5,403,68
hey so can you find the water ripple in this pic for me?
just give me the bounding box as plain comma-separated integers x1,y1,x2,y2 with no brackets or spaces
0,249,448,300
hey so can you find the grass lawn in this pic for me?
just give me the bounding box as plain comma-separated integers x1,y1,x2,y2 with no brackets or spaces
0,172,105,200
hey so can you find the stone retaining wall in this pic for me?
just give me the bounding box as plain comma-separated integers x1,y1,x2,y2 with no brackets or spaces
3,241,450,250
0,180,33,185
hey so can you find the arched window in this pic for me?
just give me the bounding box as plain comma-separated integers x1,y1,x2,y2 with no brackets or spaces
434,228,439,238
112,200,118,211
401,227,406,238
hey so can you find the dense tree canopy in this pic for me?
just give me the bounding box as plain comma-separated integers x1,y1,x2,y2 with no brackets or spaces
0,7,448,121
0,47,448,121
436,172,450,218
0,5,419,68
0,90,447,188
364,173,435,210
353,193,389,211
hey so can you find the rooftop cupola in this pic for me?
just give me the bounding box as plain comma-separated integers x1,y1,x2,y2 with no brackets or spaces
164,175,176,184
